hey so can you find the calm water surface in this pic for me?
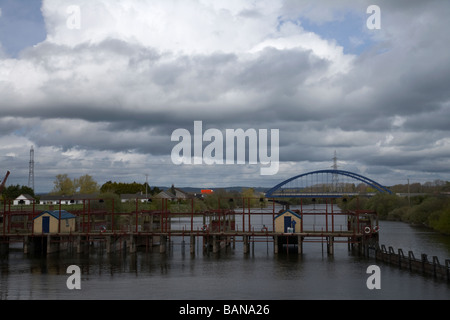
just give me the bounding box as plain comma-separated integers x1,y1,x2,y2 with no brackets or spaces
1,205,450,300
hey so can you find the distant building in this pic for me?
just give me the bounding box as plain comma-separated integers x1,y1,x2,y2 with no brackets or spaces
39,194,98,205
33,210,77,234
120,193,151,203
13,194,35,206
155,185,190,201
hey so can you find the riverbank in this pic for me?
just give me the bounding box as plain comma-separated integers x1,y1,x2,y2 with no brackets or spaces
338,194,450,235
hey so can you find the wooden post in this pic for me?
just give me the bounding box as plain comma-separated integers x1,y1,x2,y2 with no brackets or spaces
274,236,278,254
243,236,250,254
190,235,195,255
129,235,136,253
327,236,334,255
213,235,219,253
297,236,302,255
106,236,111,253
23,236,29,254
160,235,167,254
76,235,82,254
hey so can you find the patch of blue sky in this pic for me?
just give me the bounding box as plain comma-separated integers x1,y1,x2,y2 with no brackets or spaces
0,0,46,57
279,10,378,56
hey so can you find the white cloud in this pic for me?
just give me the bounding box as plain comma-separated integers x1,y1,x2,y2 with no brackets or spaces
42,0,282,54
250,21,355,80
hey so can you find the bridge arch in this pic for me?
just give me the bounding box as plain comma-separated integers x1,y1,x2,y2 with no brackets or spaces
265,169,392,198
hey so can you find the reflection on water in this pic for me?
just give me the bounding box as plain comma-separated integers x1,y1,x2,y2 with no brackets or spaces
1,205,450,300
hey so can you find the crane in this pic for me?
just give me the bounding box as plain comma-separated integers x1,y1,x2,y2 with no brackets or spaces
0,171,10,194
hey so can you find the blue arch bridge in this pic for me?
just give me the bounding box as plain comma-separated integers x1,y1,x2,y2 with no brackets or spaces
265,169,392,198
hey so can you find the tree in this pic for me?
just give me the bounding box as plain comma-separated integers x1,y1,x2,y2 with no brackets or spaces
52,174,75,195
75,174,99,194
429,207,450,234
2,185,35,200
242,188,261,208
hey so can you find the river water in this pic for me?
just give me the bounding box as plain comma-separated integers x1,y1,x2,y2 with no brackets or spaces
1,205,450,300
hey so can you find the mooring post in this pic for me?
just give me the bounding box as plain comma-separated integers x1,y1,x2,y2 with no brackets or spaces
213,235,219,253
274,236,278,254
190,235,195,255
327,237,334,255
297,235,303,255
106,236,111,253
129,235,136,253
76,235,82,254
243,236,249,254
160,235,167,254
23,236,28,254
421,254,428,274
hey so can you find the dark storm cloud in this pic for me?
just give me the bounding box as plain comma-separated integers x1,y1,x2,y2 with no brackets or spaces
1,0,449,190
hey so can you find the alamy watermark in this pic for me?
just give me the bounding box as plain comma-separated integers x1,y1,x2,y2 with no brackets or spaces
367,5,381,30
65,263,380,291
66,5,81,30
66,265,81,290
1,4,380,33
171,121,279,176
366,265,381,290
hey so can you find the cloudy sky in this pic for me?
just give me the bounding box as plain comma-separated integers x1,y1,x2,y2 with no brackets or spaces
0,0,449,193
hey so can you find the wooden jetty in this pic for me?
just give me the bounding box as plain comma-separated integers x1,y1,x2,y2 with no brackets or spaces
2,196,449,282
0,197,378,256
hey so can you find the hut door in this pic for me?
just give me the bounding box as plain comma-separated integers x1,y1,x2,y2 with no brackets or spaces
284,216,291,233
42,217,50,234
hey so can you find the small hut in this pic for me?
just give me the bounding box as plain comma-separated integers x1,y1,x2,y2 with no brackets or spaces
274,210,302,233
33,210,76,234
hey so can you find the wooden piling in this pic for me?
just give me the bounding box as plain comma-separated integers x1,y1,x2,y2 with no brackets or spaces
129,235,136,253
76,235,82,254
23,236,29,254
243,236,250,254
274,236,278,254
327,236,334,255
297,236,303,254
160,235,167,254
213,235,219,253
190,235,195,255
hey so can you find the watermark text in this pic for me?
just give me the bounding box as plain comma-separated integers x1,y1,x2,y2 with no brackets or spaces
366,265,381,290
66,5,81,30
66,265,81,290
171,121,279,175
367,5,381,30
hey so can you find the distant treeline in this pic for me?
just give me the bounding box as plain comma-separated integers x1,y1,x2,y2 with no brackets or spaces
389,179,450,194
100,180,162,196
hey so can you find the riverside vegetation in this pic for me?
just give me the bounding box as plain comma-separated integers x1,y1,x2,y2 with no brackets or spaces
338,193,450,235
